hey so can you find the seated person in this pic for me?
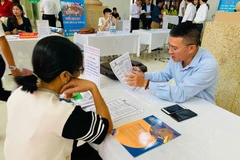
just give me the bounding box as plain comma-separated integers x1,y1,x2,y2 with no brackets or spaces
161,4,169,15
169,5,178,16
98,8,118,31
4,36,113,160
125,22,219,104
112,7,121,20
6,3,32,35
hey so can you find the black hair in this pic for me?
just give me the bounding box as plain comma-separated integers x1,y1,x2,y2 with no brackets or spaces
113,7,117,11
156,0,163,4
187,0,193,2
11,3,24,29
202,0,208,2
170,22,200,46
103,8,112,15
12,0,20,4
15,36,83,93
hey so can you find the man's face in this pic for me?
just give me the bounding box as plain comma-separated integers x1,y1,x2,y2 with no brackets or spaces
168,37,193,62
193,0,198,5
158,2,163,7
113,9,117,13
146,0,150,5
105,12,111,17
136,0,142,6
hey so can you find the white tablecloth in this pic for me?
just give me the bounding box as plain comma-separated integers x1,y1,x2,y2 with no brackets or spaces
73,32,140,57
163,15,179,25
90,76,240,160
1,34,60,75
133,29,170,53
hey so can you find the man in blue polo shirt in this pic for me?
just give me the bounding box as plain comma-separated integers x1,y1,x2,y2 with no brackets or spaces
125,22,219,104
151,0,163,28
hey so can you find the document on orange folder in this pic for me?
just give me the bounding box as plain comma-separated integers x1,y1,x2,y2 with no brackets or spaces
112,115,181,157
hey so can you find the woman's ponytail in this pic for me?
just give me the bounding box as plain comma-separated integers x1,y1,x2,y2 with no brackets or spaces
15,75,38,93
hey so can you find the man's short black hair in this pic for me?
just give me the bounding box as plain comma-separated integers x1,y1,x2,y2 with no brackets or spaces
103,8,112,15
170,22,200,46
156,0,163,4
187,0,193,2
113,7,117,11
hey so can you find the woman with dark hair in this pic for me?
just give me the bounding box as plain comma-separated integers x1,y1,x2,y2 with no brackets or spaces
4,36,113,160
193,0,209,33
12,0,27,17
6,3,31,35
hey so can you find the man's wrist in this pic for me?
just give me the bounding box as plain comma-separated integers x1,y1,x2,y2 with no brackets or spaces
144,80,150,90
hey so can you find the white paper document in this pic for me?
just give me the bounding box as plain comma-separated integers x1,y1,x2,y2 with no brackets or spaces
72,91,95,108
84,98,143,122
110,53,139,92
36,20,50,38
84,45,100,88
141,10,146,14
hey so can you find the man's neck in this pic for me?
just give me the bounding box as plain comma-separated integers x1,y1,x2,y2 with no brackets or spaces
183,47,199,68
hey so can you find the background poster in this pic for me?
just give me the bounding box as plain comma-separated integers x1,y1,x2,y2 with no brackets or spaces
218,0,239,12
60,0,86,36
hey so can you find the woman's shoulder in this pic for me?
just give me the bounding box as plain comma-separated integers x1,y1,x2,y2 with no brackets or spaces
23,17,30,21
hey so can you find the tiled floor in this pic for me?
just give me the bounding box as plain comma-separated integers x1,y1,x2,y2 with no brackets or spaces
0,50,170,159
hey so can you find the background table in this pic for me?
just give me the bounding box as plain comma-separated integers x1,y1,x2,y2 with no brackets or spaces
163,15,179,25
73,32,140,57
132,29,170,54
1,34,60,75
90,76,240,160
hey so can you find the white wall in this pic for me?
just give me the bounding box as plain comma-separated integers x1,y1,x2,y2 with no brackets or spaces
100,0,131,20
206,0,220,21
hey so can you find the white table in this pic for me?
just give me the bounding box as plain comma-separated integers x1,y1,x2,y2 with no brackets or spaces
132,29,170,53
163,15,179,25
91,77,240,160
1,34,60,75
73,32,140,57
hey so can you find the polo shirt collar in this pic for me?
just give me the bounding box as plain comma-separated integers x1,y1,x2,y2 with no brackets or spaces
180,47,204,70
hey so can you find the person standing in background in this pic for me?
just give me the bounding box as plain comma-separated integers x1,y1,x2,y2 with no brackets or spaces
0,0,12,25
130,0,142,32
178,0,186,24
193,0,200,10
40,0,58,27
141,0,154,29
112,7,121,20
0,21,21,101
151,0,163,29
193,0,209,33
181,0,196,23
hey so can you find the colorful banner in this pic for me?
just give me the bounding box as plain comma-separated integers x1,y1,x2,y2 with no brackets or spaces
60,0,86,36
218,0,239,12
112,115,181,157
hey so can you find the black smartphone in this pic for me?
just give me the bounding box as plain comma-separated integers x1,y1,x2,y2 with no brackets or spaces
170,109,198,122
161,104,186,115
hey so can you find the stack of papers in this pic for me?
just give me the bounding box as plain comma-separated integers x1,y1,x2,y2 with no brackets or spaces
72,91,95,108
84,98,144,122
